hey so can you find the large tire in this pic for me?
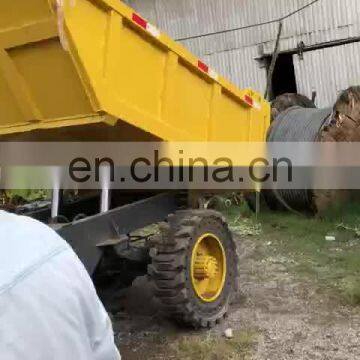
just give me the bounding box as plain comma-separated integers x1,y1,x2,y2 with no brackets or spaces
148,210,239,328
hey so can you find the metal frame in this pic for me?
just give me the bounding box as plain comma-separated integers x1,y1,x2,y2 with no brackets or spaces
56,193,178,275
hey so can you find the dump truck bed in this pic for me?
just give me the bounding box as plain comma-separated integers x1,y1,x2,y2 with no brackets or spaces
0,0,270,141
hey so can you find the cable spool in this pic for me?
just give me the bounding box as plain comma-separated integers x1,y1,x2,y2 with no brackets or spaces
271,93,316,121
267,106,332,212
267,88,360,213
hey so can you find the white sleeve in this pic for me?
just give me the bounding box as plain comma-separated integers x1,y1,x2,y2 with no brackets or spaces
69,251,121,360
0,212,121,360
91,300,121,360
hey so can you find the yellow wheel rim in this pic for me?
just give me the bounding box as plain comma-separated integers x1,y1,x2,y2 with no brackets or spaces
191,233,227,302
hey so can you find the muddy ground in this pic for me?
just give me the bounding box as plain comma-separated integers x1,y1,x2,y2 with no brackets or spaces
110,236,360,360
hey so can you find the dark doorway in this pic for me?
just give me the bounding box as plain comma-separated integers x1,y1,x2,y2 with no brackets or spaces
270,53,297,100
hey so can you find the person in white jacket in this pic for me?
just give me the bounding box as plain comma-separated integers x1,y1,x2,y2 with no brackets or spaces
0,211,121,360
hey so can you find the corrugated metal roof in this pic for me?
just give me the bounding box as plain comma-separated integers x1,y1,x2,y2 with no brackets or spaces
294,42,360,107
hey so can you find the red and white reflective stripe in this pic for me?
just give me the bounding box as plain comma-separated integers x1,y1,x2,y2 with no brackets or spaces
132,13,160,38
197,60,209,73
197,60,219,80
243,94,261,109
132,13,147,28
208,69,219,80
244,95,254,107
253,101,261,109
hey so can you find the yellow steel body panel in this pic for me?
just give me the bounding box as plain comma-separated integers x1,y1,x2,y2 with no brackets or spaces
0,0,270,141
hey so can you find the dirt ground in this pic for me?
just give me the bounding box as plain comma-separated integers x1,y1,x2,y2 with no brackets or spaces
112,235,360,360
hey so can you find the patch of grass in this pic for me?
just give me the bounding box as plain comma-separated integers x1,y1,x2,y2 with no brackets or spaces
321,201,360,223
341,276,360,305
258,207,360,305
229,218,262,237
223,201,360,306
223,203,262,237
172,330,257,360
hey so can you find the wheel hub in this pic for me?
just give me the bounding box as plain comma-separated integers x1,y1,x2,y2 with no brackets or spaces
193,255,219,279
191,233,227,302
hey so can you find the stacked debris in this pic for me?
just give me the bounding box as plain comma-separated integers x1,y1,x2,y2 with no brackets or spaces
320,86,360,142
315,87,360,213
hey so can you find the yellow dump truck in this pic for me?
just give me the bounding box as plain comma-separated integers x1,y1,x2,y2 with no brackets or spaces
0,0,270,327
